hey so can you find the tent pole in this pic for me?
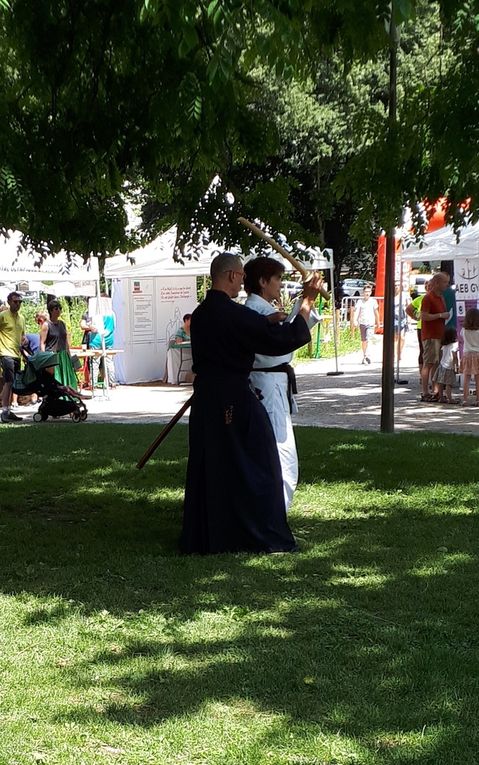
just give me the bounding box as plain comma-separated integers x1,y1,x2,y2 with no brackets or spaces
96,276,110,400
326,263,343,376
395,257,408,385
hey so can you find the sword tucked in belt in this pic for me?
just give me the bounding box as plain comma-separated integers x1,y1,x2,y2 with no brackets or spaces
252,363,297,413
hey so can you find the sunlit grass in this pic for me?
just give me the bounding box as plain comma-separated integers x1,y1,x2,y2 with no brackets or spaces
0,423,479,763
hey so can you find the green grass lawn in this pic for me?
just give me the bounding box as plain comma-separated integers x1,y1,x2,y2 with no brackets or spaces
1,423,479,765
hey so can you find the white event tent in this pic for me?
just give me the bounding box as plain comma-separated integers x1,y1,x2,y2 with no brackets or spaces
400,220,479,332
0,232,99,298
400,220,479,264
105,226,221,383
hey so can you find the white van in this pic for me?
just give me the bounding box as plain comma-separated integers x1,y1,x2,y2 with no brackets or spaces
409,274,432,295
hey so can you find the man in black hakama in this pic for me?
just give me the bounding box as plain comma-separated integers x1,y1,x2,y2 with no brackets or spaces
179,253,321,555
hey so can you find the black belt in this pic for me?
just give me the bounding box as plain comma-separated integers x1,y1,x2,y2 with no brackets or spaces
252,363,297,412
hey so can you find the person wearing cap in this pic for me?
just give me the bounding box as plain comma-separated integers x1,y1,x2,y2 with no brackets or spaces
180,252,322,555
0,291,25,423
39,300,78,389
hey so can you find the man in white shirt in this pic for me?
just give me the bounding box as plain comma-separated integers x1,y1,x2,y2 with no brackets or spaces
352,285,380,364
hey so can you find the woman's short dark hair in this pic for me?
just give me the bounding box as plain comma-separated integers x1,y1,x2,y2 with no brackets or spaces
47,299,62,315
183,313,192,323
243,257,285,295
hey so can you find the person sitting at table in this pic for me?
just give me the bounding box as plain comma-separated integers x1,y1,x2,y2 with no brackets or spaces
169,314,191,347
39,300,78,389
165,314,193,384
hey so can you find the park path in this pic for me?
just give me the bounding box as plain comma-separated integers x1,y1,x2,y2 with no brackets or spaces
14,331,479,435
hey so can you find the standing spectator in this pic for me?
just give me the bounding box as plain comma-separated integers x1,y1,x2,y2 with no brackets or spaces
24,311,48,356
406,281,431,375
79,311,93,387
460,308,479,407
89,304,116,388
80,311,92,348
334,280,346,328
393,281,410,365
420,272,450,402
352,285,380,364
0,291,25,423
21,311,48,406
443,283,457,330
40,300,78,389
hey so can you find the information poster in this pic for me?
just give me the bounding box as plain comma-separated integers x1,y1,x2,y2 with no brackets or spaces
131,279,155,341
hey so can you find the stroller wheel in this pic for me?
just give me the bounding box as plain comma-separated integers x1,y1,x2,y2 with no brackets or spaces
80,410,88,421
71,411,81,423
33,412,43,423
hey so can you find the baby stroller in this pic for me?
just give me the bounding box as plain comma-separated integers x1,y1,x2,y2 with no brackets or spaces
13,351,88,423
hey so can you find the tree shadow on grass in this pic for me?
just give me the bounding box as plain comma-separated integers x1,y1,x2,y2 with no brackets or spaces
53,522,479,763
48,503,479,763
2,425,479,762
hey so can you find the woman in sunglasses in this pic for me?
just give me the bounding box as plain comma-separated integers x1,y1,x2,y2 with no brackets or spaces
39,300,78,389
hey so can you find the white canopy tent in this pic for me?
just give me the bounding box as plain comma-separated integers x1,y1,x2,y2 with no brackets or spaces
398,221,479,380
400,220,479,263
105,227,219,383
105,226,221,279
0,232,100,286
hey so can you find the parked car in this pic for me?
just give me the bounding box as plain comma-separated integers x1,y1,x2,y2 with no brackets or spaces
409,274,432,295
341,278,374,297
282,280,303,299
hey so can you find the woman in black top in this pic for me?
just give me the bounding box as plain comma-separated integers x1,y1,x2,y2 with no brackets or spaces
39,300,78,389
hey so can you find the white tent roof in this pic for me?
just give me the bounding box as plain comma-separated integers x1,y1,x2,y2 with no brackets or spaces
105,226,221,279
401,221,479,262
105,225,334,279
0,232,99,282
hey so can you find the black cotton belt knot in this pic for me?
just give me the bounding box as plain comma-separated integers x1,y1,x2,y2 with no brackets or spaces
252,363,297,412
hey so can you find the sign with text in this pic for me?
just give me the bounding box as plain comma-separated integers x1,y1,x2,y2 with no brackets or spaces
455,258,479,302
132,279,154,341
159,285,194,303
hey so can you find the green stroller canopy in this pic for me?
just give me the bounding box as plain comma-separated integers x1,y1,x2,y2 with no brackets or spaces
24,351,60,385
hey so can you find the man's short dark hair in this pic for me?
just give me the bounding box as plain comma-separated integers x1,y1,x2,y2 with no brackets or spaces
243,257,285,295
183,313,192,323
210,252,243,281
7,291,22,303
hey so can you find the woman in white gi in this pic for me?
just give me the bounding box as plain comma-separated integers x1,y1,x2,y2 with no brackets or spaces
244,257,316,511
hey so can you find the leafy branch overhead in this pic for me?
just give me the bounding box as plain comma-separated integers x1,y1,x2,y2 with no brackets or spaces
0,0,476,258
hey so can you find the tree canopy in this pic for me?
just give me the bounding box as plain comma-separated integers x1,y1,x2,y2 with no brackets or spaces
0,0,477,259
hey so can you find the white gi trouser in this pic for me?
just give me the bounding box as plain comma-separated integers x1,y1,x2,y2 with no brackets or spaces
249,368,298,510
245,293,300,511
